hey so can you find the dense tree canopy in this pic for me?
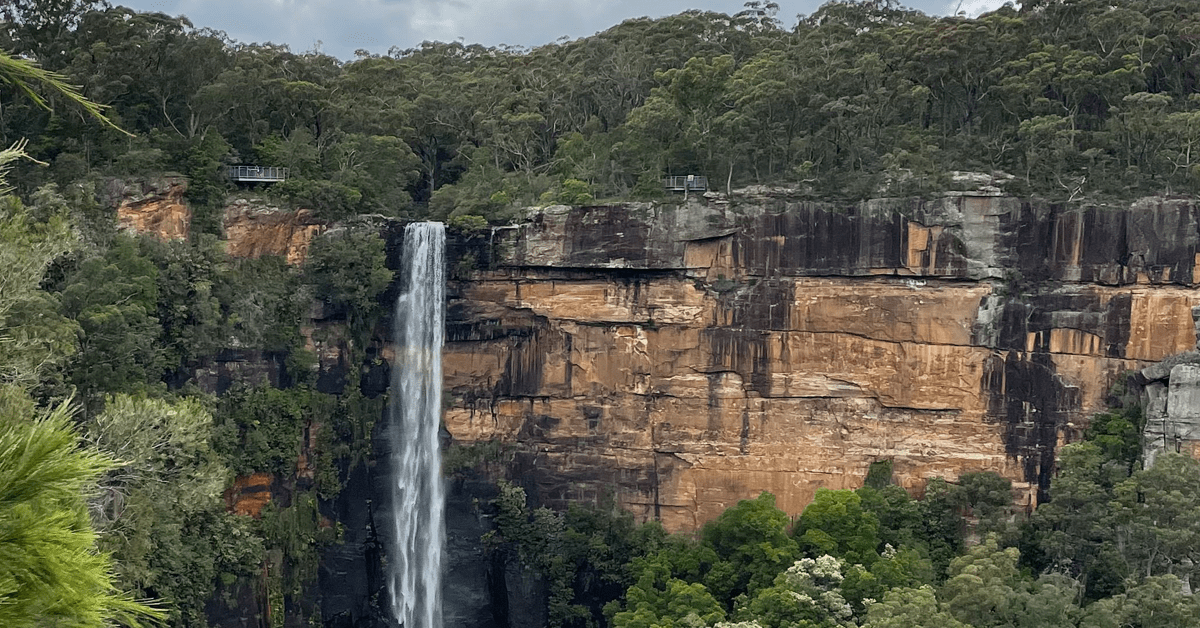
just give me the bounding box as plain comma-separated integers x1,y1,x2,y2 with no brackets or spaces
0,0,1198,223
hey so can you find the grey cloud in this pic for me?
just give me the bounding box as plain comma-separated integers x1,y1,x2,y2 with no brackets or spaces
115,0,960,60
942,0,1010,16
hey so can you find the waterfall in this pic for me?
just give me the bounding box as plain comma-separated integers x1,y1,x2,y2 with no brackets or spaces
388,222,445,628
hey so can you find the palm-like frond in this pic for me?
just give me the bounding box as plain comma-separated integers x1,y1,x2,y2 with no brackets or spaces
0,49,130,135
0,394,165,627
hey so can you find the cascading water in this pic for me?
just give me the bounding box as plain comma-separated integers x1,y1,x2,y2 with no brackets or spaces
388,222,446,628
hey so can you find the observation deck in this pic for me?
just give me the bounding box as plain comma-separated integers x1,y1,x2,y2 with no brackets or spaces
228,166,289,183
663,175,708,192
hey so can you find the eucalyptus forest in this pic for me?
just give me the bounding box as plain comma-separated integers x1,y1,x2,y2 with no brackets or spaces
3,0,1200,627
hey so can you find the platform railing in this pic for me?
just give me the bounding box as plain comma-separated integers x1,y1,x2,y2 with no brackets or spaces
228,166,289,182
663,175,708,191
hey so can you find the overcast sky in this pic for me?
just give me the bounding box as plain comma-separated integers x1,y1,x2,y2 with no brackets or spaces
116,0,1010,61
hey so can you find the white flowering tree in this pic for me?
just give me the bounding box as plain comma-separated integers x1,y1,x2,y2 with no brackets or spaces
731,555,856,628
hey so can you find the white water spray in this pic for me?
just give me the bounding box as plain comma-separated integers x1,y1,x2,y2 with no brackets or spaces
388,222,445,628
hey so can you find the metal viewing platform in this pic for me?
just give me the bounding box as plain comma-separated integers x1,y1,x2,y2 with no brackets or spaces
228,166,289,182
663,175,708,192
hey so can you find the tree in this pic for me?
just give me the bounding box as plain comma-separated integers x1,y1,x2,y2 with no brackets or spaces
699,492,799,604
793,489,881,566
611,562,725,628
840,544,934,612
57,235,165,408
623,55,735,183
1163,102,1200,193
326,133,420,214
1023,574,1084,628
60,9,223,137
212,385,315,477
0,195,77,390
735,556,856,628
87,395,226,529
87,394,260,627
0,45,97,112
2,0,108,61
959,471,1015,538
302,227,393,331
0,35,157,628
863,585,966,628
856,484,923,553
941,538,1030,628
1085,402,1145,476
1112,454,1200,588
216,254,306,353
0,394,163,628
1080,575,1200,628
940,536,1082,628
140,237,226,375
917,478,968,577
481,481,674,628
559,501,670,627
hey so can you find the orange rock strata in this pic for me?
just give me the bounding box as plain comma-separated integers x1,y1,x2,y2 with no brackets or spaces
115,177,191,240
223,200,325,264
226,472,273,517
444,276,1198,531
440,195,1200,532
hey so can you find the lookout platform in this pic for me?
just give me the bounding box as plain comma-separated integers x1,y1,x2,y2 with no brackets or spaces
228,166,289,183
663,175,708,192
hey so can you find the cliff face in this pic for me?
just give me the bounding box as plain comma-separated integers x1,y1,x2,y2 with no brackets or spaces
1141,353,1200,466
112,185,326,265
114,177,191,240
442,193,1200,531
222,198,326,264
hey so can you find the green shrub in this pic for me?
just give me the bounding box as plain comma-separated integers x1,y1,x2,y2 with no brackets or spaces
212,385,313,476
303,228,393,330
448,213,489,234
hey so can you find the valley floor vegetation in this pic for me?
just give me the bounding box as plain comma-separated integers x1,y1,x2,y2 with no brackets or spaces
4,0,1200,626
477,389,1200,628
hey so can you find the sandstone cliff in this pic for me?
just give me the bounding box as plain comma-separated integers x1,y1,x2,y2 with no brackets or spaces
113,176,191,240
112,184,326,265
442,193,1200,531
1141,352,1200,466
222,198,325,264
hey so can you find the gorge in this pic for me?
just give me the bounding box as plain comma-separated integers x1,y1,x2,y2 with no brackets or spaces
11,2,1200,624
115,186,1200,627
